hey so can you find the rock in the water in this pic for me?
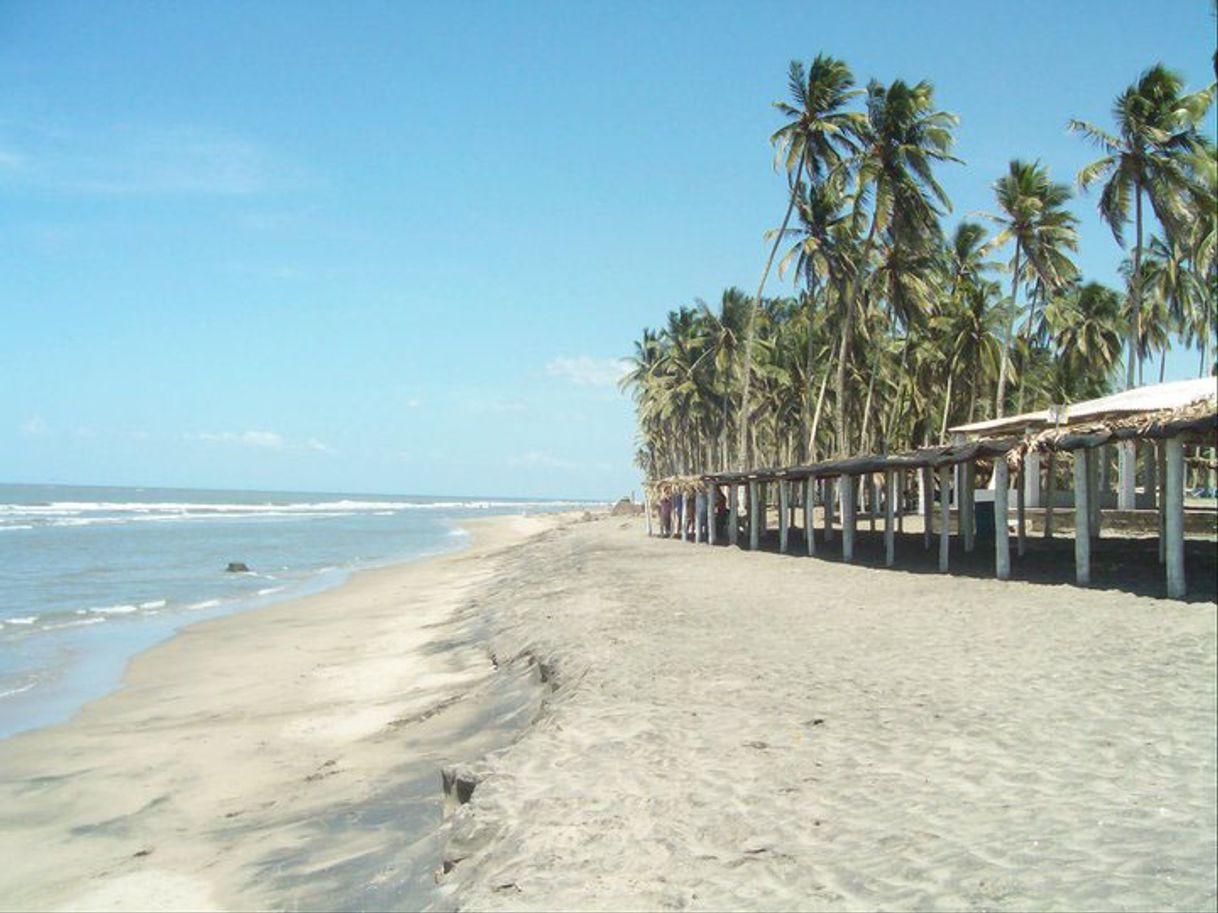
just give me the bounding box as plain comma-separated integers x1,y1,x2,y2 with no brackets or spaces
226,561,250,573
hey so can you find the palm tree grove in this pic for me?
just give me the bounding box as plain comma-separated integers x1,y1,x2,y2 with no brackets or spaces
623,55,1216,480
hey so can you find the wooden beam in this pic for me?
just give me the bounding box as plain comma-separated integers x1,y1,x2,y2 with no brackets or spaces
938,464,951,573
842,475,856,563
994,458,1010,581
804,477,816,556
748,481,759,551
884,468,895,567
778,479,790,554
728,483,739,547
1044,451,1056,539
1073,448,1091,585
1165,436,1186,598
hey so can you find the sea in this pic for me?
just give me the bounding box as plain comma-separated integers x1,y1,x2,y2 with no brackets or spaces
0,482,592,740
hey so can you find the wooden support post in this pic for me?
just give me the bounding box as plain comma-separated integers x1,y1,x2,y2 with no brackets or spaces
938,464,951,573
1073,448,1091,585
995,458,1011,581
1146,441,1158,509
962,460,975,553
869,474,878,532
824,478,836,542
1044,451,1056,539
707,486,716,546
805,477,816,556
1016,456,1027,557
686,489,694,542
1165,436,1186,598
1158,443,1167,563
748,481,759,551
1088,445,1101,541
884,468,895,567
644,489,653,537
758,483,767,535
922,465,934,550
1117,440,1136,510
897,468,905,533
1024,450,1042,508
778,480,790,554
728,484,739,547
842,474,856,563
694,489,703,544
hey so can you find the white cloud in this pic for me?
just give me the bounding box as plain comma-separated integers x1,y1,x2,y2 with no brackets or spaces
546,356,630,388
304,437,334,454
18,416,48,437
190,430,284,449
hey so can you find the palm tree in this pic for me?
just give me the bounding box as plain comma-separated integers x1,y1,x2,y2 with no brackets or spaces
1069,64,1215,388
837,77,959,454
1045,281,1125,400
983,159,1078,418
737,55,862,469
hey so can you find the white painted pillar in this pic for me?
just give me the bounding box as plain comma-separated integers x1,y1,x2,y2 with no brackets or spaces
1088,445,1102,541
995,459,1011,581
1024,450,1042,509
938,464,951,573
778,480,790,554
922,465,934,550
1044,451,1056,539
1073,449,1091,585
842,475,856,563
824,478,836,542
707,486,716,546
1165,436,1186,598
748,481,759,551
694,489,703,544
1117,440,1136,510
884,468,895,567
644,490,653,536
962,461,976,553
1017,456,1027,557
804,477,816,556
1146,441,1158,508
728,484,739,547
1158,443,1167,563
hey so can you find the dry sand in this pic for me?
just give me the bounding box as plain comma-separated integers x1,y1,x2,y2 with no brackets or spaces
0,514,560,912
435,516,1217,912
2,510,1215,912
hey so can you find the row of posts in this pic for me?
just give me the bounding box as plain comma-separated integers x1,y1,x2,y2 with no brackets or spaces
645,435,1190,598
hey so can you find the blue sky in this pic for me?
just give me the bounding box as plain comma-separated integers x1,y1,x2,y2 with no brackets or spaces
1,1,1214,499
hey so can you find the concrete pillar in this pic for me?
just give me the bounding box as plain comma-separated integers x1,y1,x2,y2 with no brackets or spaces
1117,440,1136,510
825,478,836,542
707,486,716,546
804,477,816,556
1165,437,1186,598
778,480,790,554
748,481,759,551
1158,443,1167,563
1044,451,1056,539
995,459,1011,581
728,484,739,547
922,465,934,550
884,468,895,567
938,464,951,573
694,490,703,544
644,490,653,536
962,460,976,553
1146,441,1159,508
1024,450,1042,509
757,483,767,535
1073,449,1091,585
897,468,905,533
1087,446,1102,540
1017,456,1027,557
842,475,856,563
869,474,879,532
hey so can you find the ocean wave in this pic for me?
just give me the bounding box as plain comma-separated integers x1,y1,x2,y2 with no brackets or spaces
139,599,167,610
256,586,286,596
5,616,39,625
0,682,36,700
41,617,106,631
188,598,223,610
0,524,33,531
90,604,140,615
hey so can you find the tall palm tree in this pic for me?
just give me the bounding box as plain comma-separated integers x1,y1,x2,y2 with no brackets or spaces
737,55,862,469
837,77,959,454
1069,64,1215,388
1045,281,1125,400
983,159,1078,418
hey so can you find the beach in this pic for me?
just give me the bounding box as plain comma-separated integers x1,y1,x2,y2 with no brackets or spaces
434,516,1217,912
0,514,559,912
1,511,1215,912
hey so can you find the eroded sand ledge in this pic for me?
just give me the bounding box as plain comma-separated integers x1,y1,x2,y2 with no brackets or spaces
435,516,1217,912
0,514,563,912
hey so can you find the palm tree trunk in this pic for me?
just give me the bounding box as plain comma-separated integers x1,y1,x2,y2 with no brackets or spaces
939,358,957,441
1014,288,1041,416
1129,181,1143,390
738,154,806,470
808,367,830,462
837,220,880,456
995,243,1022,418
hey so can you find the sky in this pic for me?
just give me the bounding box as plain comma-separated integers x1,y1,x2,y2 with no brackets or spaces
1,0,1214,500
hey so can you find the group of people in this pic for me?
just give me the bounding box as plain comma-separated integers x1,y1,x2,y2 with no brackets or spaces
655,483,728,540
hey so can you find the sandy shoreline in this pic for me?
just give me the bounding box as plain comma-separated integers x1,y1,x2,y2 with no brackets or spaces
435,515,1217,912
0,513,564,912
